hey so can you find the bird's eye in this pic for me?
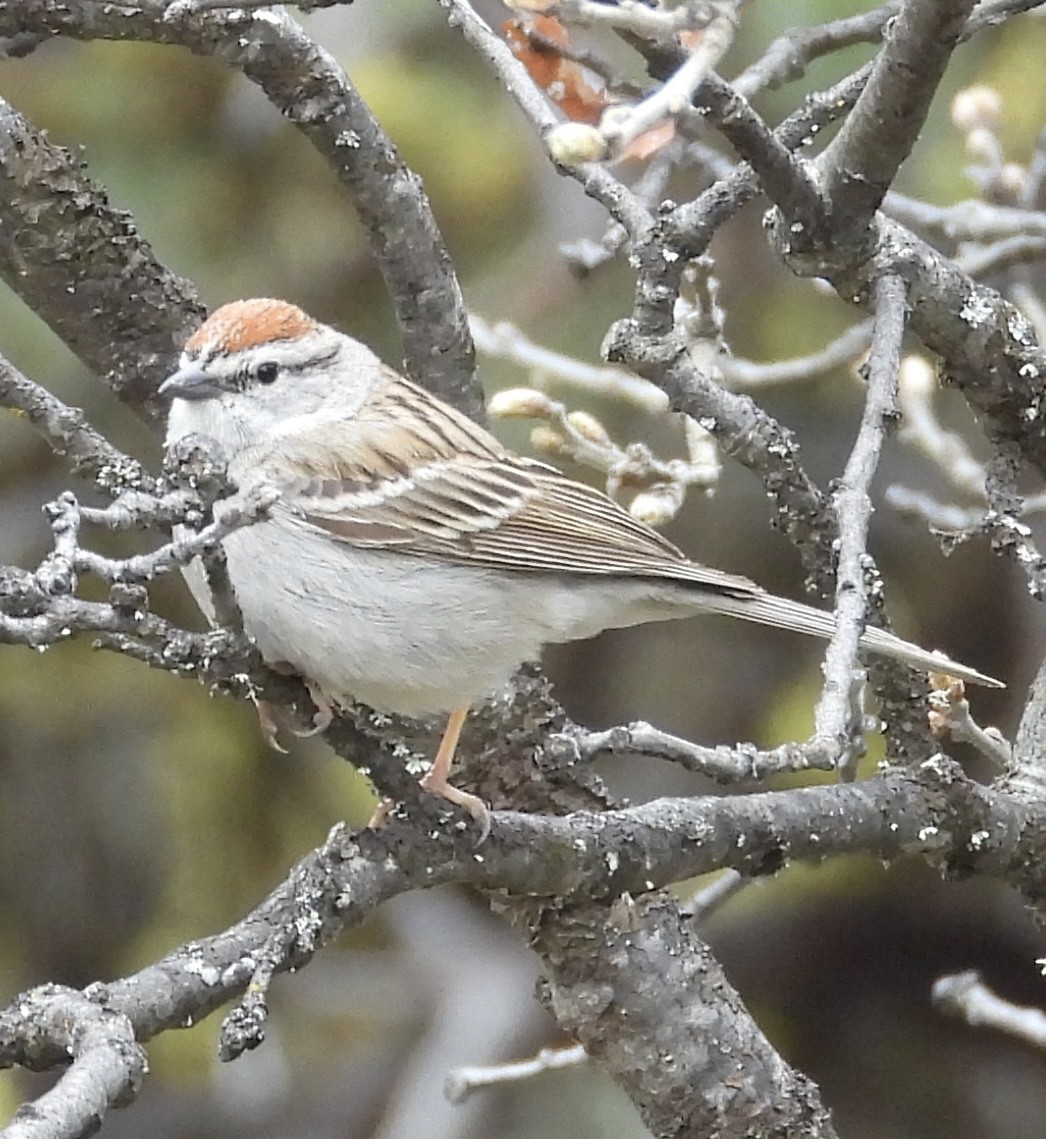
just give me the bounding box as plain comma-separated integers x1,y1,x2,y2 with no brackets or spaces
255,361,279,385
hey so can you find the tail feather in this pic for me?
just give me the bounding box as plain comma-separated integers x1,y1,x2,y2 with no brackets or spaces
696,590,1003,689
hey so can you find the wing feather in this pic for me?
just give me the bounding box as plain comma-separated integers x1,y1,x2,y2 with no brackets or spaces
238,375,762,599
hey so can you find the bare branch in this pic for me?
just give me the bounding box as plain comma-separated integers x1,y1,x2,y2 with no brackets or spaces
696,73,827,233
885,193,1046,241
444,1043,588,1104
534,894,840,1139
0,354,153,490
5,755,1046,1132
721,321,873,389
685,869,749,924
667,61,873,258
772,212,1046,478
3,2,1045,1134
0,987,146,1139
490,385,717,524
0,97,202,418
438,0,652,238
884,486,987,531
471,315,669,412
57,485,278,586
818,0,978,236
549,721,838,782
733,3,898,98
0,4,479,416
957,234,1046,277
933,971,1046,1048
896,356,987,496
814,274,907,776
594,2,742,157
981,448,1046,598
603,320,839,588
929,680,1013,767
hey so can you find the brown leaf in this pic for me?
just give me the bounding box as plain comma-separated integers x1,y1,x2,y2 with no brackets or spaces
503,16,608,126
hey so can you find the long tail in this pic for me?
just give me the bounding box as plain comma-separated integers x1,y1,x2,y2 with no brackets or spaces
697,590,1003,688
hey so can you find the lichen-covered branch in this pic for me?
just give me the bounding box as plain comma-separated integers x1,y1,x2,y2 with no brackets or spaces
0,2,479,416
818,0,977,237
5,754,1046,1135
0,96,202,418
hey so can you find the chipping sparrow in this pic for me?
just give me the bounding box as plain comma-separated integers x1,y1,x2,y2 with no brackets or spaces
161,299,1002,832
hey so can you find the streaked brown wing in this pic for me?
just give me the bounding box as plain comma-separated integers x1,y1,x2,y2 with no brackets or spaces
250,375,762,598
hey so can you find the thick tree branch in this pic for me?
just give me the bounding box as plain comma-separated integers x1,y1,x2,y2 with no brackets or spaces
0,97,202,418
776,213,1046,475
0,2,480,416
2,3,1044,1137
818,0,977,237
533,896,839,1139
0,987,146,1139
4,756,1046,1134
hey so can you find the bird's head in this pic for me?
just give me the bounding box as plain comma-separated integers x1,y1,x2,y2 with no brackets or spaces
161,298,377,452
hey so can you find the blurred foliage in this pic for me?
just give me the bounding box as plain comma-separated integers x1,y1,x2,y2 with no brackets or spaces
2,3,1046,1138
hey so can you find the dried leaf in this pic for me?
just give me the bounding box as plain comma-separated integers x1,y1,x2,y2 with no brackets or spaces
618,119,676,161
503,16,608,125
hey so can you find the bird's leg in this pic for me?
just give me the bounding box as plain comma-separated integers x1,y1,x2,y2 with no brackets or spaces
292,681,334,737
367,796,395,829
368,707,491,839
254,666,334,748
420,707,491,833
255,699,288,754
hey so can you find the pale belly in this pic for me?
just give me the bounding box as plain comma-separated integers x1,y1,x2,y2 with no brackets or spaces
216,514,684,717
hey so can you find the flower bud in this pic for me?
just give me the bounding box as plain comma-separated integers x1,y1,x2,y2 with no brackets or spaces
951,86,1002,133
489,388,555,419
629,483,683,527
566,410,611,446
899,355,934,399
547,122,608,166
530,424,570,456
998,162,1027,199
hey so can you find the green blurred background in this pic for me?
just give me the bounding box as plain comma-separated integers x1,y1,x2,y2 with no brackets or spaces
2,3,1046,1137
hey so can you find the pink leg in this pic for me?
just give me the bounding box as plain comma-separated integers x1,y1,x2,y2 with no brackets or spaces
368,708,490,839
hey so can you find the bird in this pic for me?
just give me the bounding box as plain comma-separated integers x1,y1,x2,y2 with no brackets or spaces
160,298,1002,834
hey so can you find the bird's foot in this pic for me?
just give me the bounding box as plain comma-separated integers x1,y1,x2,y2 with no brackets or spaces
290,682,334,738
419,770,492,843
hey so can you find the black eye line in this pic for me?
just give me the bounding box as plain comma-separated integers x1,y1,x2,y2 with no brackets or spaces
284,344,339,375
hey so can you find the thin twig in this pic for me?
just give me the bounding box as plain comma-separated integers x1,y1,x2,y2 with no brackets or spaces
549,722,838,782
885,193,1046,240
471,315,668,412
0,353,153,492
896,356,987,497
721,322,873,389
929,680,1012,767
685,869,749,924
598,2,742,156
437,0,652,238
445,1043,588,1103
933,971,1046,1048
733,3,898,98
814,274,906,778
957,234,1046,277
